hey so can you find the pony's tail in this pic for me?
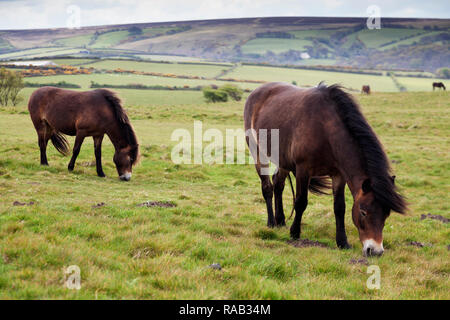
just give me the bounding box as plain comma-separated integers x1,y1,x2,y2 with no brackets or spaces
51,131,70,156
309,176,331,195
287,174,331,220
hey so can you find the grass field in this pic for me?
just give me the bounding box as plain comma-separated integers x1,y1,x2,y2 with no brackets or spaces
223,65,399,92
79,60,230,78
0,88,448,299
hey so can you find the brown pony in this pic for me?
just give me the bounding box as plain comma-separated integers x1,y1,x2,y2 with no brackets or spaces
28,87,139,181
244,82,406,256
361,85,371,94
432,82,446,91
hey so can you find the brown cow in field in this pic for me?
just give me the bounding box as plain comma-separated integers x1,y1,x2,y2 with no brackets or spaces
361,85,371,94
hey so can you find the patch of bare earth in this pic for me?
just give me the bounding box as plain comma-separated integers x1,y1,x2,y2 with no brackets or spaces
137,201,177,208
408,241,432,248
287,239,328,248
13,201,34,206
349,258,369,266
420,213,449,223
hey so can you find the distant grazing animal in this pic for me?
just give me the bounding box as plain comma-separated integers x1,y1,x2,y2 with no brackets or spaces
28,87,139,181
432,82,446,91
244,82,406,257
361,85,371,94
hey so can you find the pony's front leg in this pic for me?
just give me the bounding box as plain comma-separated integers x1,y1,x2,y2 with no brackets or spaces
290,170,309,240
68,134,85,172
93,135,105,177
332,175,351,249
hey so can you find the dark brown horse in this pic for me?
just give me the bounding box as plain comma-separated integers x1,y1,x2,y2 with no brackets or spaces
28,87,139,181
244,82,406,256
361,85,371,94
432,82,446,91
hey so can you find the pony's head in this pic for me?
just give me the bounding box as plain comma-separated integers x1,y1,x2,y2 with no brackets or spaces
113,144,139,181
352,176,405,257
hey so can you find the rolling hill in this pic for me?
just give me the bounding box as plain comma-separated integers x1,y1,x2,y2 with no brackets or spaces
0,17,448,72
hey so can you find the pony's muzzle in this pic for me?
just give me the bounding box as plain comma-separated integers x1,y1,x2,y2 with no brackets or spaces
362,239,384,257
119,172,132,181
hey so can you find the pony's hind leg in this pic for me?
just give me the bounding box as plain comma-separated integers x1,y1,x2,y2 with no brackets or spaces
290,169,309,240
332,175,351,249
68,133,85,172
273,169,288,226
256,164,276,228
36,121,53,166
93,135,105,177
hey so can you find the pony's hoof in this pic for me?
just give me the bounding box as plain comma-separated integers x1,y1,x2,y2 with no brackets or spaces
275,220,286,227
68,166,74,172
338,243,352,250
290,232,300,240
97,173,106,178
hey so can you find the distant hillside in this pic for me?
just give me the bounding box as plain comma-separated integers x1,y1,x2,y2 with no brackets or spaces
0,17,448,72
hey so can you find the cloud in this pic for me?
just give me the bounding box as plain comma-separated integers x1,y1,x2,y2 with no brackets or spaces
0,0,448,30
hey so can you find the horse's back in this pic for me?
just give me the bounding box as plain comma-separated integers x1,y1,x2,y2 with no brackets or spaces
28,87,116,136
244,82,306,131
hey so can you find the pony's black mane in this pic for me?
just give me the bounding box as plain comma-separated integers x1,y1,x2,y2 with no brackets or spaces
97,89,140,165
318,83,406,213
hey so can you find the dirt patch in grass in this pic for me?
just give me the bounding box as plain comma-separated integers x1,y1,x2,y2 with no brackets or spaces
287,239,328,248
137,201,177,208
13,201,35,206
420,213,449,223
92,202,106,209
349,258,369,266
80,161,96,167
408,241,432,248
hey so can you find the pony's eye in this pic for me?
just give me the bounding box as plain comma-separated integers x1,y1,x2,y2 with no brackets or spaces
360,210,367,217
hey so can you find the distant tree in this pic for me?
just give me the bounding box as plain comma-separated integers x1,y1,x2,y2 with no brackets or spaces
220,84,243,101
0,68,24,106
129,26,143,35
436,67,450,79
292,81,298,86
203,87,228,103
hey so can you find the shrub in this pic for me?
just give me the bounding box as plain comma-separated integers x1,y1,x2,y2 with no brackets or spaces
203,87,228,103
220,84,243,101
0,68,24,106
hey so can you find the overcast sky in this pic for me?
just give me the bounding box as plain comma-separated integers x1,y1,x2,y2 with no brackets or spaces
0,0,449,30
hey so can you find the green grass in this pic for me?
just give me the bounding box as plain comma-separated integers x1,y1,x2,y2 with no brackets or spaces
0,90,448,299
224,65,399,92
90,31,131,49
380,31,447,51
80,60,229,78
54,35,93,47
356,28,426,48
395,76,449,92
24,73,259,90
0,47,81,60
0,38,14,52
241,38,314,55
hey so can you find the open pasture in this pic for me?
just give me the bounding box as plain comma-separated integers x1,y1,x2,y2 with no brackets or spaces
0,89,448,299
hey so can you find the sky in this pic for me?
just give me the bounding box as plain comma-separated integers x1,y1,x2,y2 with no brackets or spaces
0,0,449,30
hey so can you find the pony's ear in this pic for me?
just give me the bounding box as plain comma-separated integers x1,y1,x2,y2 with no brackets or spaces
390,175,396,184
362,179,372,194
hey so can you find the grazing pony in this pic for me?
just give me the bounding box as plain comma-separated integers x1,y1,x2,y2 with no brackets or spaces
361,85,371,94
244,82,406,256
432,82,446,91
28,87,139,181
